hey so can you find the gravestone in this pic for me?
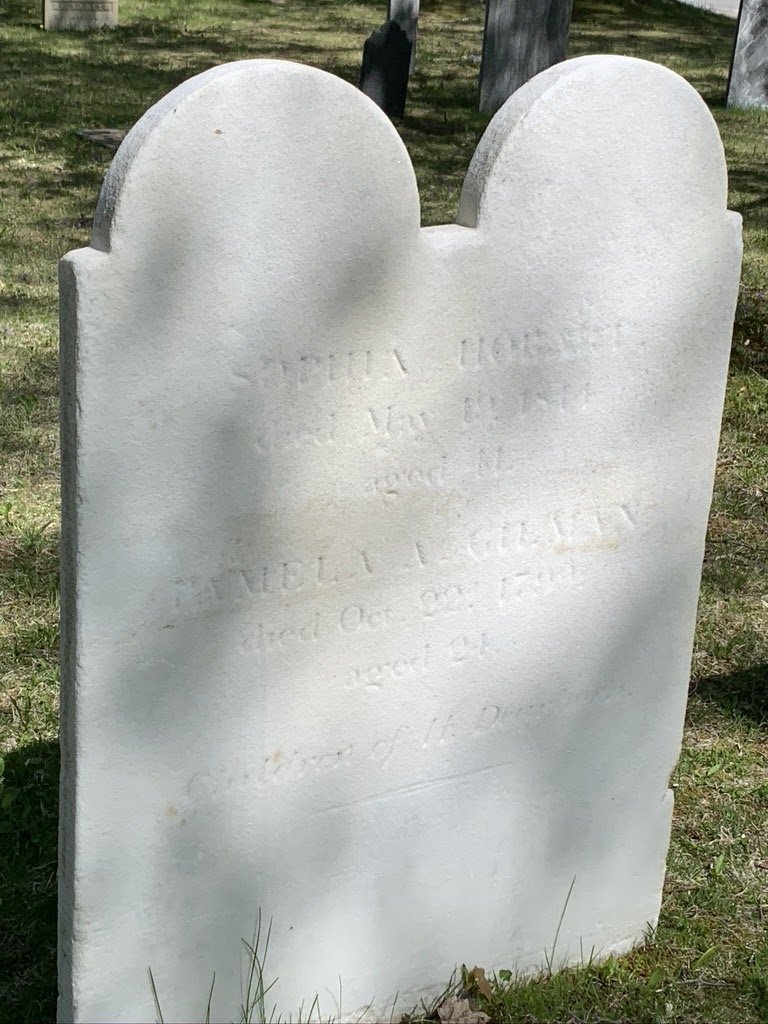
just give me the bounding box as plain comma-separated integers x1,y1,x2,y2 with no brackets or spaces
43,0,117,30
360,20,412,119
727,0,768,107
59,56,741,1023
389,0,419,71
479,0,573,114
681,0,739,12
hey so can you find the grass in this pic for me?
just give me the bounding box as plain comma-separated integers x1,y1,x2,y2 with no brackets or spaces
0,0,766,1020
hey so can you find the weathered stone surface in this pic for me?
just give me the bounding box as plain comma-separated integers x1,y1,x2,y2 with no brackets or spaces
360,19,411,119
77,128,127,150
389,0,419,70
479,0,573,114
727,0,768,107
44,0,116,30
59,56,741,1024
680,0,738,14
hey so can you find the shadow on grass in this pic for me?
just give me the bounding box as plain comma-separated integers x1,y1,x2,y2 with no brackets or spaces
731,286,768,379
692,664,768,726
0,740,59,1024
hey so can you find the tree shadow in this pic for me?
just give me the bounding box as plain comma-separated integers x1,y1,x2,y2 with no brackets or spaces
691,664,768,726
0,740,59,1024
0,0,761,1018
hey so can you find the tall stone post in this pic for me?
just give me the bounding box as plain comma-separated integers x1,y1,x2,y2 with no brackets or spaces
479,0,573,114
389,0,419,71
727,0,768,108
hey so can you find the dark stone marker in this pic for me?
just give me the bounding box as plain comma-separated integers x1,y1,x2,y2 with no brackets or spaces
360,19,412,120
479,0,574,115
389,0,419,72
727,0,768,108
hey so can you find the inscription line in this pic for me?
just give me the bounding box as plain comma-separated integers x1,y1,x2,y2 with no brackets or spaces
313,756,521,816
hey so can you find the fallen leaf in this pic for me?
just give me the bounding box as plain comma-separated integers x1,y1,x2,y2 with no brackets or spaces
468,965,494,1002
436,995,491,1024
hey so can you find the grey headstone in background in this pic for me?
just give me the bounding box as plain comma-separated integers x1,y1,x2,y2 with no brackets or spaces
43,0,117,29
77,128,127,151
360,20,412,119
727,0,768,107
389,0,419,71
479,0,573,114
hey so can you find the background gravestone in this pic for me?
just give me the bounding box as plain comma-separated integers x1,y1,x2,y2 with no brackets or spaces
59,56,741,1023
360,20,412,119
726,0,768,107
479,0,574,114
389,0,419,71
43,0,117,29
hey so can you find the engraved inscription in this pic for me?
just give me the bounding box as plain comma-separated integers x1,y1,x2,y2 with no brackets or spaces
447,631,491,663
366,456,447,499
405,502,639,571
463,382,593,426
241,612,321,654
204,549,374,606
419,582,477,618
368,405,432,439
253,348,408,388
500,562,583,602
345,644,432,691
459,323,620,369
165,500,643,628
254,413,338,451
263,698,561,788
266,744,354,784
339,604,394,633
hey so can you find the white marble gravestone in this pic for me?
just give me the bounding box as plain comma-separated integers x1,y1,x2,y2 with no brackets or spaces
44,0,116,30
58,56,741,1023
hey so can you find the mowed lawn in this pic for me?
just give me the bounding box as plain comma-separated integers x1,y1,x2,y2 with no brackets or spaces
0,0,766,1021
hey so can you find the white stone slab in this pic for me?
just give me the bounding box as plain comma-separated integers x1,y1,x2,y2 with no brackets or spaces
58,56,741,1024
677,0,739,16
44,0,117,30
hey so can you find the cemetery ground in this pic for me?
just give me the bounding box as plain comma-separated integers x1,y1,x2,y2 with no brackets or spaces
0,0,766,1020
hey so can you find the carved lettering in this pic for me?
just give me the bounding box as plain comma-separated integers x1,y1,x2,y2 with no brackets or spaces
500,563,581,602
242,611,321,653
368,405,432,438
371,726,408,766
419,582,477,618
339,604,395,633
366,456,447,499
463,383,593,428
253,348,409,389
459,323,620,369
346,644,431,691
448,632,490,663
189,549,375,614
266,744,354,783
254,412,338,450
